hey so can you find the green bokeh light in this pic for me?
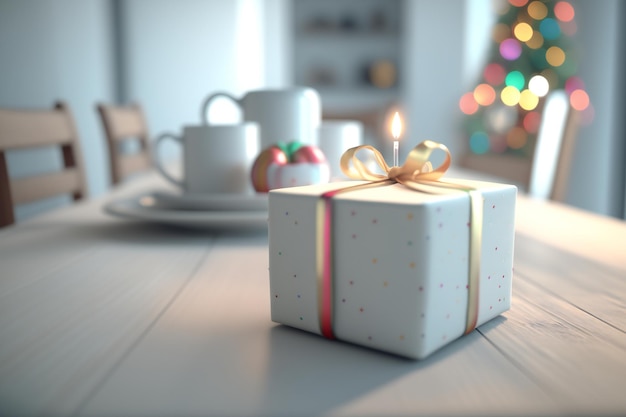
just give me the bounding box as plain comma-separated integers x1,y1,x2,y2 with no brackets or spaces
505,71,525,90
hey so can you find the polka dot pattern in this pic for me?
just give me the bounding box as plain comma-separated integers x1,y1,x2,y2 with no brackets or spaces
268,181,516,359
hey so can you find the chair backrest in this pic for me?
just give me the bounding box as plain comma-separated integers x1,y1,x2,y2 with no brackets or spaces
96,103,151,186
0,101,87,228
528,89,579,201
459,89,579,202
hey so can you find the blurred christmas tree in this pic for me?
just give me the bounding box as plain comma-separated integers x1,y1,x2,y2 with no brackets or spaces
459,0,591,157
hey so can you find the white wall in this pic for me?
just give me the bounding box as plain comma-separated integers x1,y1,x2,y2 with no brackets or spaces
0,0,115,219
264,0,292,88
121,0,247,136
403,0,467,160
565,0,622,216
462,0,496,87
120,0,285,163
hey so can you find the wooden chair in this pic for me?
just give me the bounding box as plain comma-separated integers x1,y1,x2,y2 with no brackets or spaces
0,101,87,227
459,90,579,202
96,103,152,186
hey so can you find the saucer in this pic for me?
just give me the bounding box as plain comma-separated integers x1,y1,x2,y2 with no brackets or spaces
103,194,268,231
150,190,268,211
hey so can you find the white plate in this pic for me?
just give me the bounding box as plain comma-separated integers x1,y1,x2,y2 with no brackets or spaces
150,190,268,211
104,194,268,232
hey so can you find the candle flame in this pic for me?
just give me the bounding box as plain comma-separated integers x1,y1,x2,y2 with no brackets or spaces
391,112,402,139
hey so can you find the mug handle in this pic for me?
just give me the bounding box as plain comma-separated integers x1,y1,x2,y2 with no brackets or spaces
200,91,240,125
154,132,184,188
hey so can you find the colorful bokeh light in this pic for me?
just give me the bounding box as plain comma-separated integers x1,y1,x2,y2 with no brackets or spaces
501,86,521,106
526,31,544,49
519,89,540,110
505,71,525,90
570,89,590,111
514,22,533,42
555,1,575,22
539,18,561,40
484,63,506,85
500,38,522,60
546,46,566,66
459,92,479,115
529,75,550,96
506,127,528,149
509,0,529,7
527,1,548,20
474,84,496,106
523,111,542,133
469,132,490,154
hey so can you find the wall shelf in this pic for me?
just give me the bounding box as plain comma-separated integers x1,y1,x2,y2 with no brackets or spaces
292,0,403,115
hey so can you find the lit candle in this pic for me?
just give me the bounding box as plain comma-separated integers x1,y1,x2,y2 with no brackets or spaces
391,111,402,167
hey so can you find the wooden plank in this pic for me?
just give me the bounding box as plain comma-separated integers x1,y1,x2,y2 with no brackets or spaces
479,270,626,415
0,102,87,212
515,197,626,273
0,108,74,148
106,107,145,139
81,234,558,417
119,152,151,178
0,219,214,416
514,233,626,332
97,104,150,185
10,169,82,204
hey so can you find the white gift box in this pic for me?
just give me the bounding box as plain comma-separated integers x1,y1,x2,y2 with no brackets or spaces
268,179,516,359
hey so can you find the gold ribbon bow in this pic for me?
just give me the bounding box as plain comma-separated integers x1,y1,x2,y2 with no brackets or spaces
340,140,451,185
327,140,482,336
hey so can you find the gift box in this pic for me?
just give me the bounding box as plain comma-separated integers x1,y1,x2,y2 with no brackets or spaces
267,142,516,359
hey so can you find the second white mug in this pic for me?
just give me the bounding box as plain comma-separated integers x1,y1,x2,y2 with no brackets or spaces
200,87,321,149
316,120,364,180
154,123,260,194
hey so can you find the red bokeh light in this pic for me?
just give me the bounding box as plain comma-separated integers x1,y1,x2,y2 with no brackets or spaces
460,92,479,115
474,84,496,106
555,2,575,22
570,89,590,111
484,63,506,86
508,0,529,7
523,111,542,134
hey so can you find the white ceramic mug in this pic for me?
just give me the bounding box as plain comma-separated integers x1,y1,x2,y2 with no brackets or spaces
154,123,260,194
200,87,321,149
316,120,364,180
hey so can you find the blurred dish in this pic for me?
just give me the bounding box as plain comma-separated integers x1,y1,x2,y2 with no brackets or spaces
103,194,267,232
150,190,268,212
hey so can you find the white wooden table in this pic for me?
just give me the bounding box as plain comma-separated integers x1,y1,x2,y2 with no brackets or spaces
1,170,625,417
